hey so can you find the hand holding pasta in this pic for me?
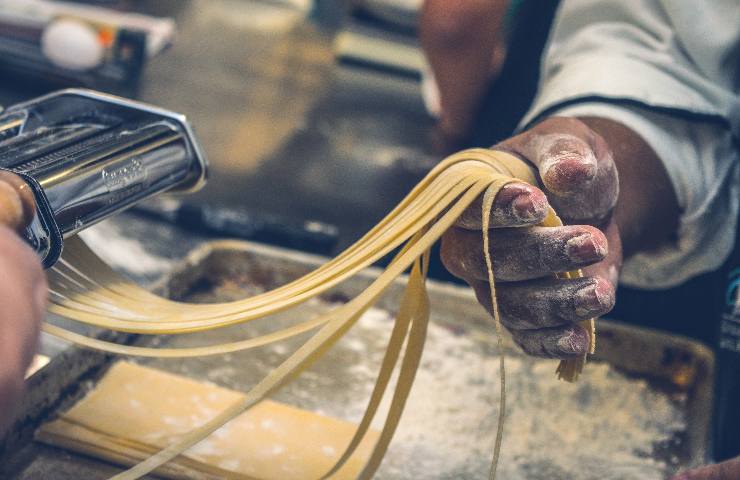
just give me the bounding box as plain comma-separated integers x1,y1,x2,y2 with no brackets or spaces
441,117,621,359
0,171,46,434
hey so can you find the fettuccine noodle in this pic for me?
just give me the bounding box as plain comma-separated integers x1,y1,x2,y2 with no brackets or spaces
44,148,596,480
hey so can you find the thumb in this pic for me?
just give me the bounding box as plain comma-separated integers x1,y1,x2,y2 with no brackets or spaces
495,117,618,225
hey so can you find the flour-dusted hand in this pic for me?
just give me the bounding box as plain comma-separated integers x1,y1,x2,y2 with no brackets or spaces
0,171,46,434
441,117,622,359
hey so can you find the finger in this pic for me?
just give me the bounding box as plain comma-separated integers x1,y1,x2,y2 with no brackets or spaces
0,227,45,433
520,128,598,195
672,456,740,480
440,225,608,282
509,324,591,359
0,171,36,232
497,117,618,224
455,182,549,229
470,276,615,330
0,226,46,367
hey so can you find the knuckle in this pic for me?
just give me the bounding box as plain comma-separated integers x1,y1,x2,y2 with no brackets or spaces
492,227,562,281
498,283,550,329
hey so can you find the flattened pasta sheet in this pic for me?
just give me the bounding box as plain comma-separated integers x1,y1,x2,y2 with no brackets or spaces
37,362,380,480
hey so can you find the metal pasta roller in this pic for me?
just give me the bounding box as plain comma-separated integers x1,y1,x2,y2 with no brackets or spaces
0,89,208,268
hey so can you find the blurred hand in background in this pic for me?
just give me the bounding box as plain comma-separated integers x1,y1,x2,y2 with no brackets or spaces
420,0,510,154
0,172,47,434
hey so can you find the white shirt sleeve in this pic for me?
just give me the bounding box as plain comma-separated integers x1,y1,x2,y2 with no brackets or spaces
520,0,740,132
518,0,740,288
544,102,740,289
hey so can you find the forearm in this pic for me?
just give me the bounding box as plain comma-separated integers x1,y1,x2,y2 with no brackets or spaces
419,0,508,137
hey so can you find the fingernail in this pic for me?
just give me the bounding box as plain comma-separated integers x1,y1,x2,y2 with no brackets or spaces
511,189,547,222
575,282,610,316
542,156,597,194
556,327,588,355
512,193,536,221
566,233,605,263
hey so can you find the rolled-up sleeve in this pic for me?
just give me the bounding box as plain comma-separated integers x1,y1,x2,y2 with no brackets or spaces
518,0,740,289
551,103,739,289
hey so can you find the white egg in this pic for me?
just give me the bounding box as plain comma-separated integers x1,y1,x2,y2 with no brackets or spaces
41,18,105,71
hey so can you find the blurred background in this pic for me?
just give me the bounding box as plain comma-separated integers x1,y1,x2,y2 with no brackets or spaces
0,0,443,270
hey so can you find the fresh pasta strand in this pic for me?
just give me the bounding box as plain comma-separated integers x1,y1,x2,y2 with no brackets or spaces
45,148,596,479
482,181,507,480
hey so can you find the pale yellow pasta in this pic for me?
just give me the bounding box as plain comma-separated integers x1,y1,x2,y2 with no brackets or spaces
45,149,596,480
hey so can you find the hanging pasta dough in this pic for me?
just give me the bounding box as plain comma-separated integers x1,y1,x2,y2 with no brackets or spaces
45,148,596,480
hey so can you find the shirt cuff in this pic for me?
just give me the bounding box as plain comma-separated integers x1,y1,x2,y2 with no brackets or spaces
535,102,739,289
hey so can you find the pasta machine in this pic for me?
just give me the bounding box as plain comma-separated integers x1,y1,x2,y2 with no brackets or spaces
0,89,208,268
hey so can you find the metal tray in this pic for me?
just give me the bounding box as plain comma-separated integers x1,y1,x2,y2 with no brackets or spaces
3,240,715,479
